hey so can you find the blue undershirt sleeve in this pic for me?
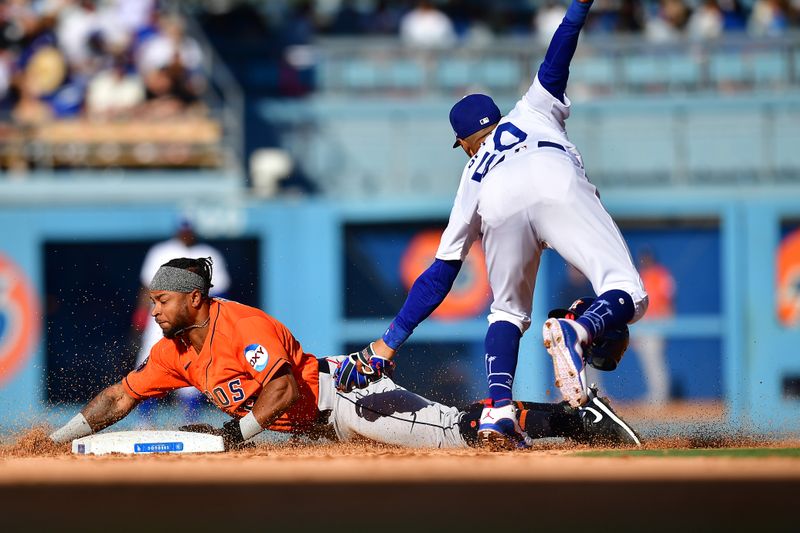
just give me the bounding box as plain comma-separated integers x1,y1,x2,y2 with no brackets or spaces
382,259,462,350
536,0,593,103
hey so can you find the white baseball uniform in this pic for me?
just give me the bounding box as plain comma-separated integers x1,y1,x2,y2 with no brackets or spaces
436,75,647,334
319,356,468,448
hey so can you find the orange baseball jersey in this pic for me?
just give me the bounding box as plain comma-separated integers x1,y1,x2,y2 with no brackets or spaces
123,299,320,433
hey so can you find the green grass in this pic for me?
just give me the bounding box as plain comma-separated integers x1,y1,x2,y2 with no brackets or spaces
574,447,800,458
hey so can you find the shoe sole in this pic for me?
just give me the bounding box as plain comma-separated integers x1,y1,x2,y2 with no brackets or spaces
477,429,519,451
543,318,588,408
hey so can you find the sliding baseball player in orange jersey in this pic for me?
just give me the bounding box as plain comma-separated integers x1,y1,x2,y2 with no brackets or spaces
48,257,640,450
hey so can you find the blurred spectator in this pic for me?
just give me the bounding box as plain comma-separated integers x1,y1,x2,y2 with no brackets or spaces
718,0,749,31
645,0,690,42
748,0,792,36
632,247,675,405
136,14,206,117
280,1,316,46
55,0,98,71
535,0,568,46
617,0,646,32
0,49,11,107
450,1,494,47
0,0,216,172
137,14,203,76
85,54,145,118
12,44,66,125
687,0,724,39
326,0,366,35
107,0,156,35
365,0,403,34
400,0,457,49
12,79,53,125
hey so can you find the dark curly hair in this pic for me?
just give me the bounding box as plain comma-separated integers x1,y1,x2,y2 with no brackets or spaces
161,257,214,297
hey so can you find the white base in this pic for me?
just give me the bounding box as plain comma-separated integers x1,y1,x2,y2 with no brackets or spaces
72,430,225,455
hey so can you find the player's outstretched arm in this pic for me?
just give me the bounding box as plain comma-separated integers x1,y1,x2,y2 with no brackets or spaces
49,382,140,444
248,365,299,429
336,258,462,390
536,0,594,103
375,258,462,357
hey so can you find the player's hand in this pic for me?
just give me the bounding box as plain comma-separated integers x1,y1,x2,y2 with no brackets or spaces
333,344,395,392
179,423,216,434
179,420,246,451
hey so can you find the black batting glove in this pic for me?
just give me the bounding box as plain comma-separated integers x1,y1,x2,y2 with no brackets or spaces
220,418,246,451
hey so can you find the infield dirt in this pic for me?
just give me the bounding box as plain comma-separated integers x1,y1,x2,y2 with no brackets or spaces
1,428,799,531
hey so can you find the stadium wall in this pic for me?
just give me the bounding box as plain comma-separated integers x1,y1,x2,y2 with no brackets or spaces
0,187,798,433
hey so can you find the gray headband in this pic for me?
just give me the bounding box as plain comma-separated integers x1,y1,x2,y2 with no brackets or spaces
149,266,207,294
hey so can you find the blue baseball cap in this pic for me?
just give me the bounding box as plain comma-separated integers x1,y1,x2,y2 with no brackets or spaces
449,94,501,148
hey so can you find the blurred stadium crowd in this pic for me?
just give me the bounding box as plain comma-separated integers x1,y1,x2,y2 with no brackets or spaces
208,0,799,44
0,0,798,181
0,0,220,172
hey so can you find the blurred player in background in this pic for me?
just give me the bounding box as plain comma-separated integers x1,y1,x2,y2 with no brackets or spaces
633,247,675,404
131,219,230,420
49,257,640,450
338,0,648,450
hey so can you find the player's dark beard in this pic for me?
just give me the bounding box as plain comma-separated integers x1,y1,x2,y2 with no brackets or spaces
162,305,193,339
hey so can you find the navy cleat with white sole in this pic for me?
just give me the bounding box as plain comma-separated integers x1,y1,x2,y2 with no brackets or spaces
543,318,588,407
477,404,533,451
578,387,642,447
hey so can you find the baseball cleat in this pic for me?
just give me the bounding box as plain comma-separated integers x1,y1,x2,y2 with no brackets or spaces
477,404,533,451
578,387,642,447
543,318,588,407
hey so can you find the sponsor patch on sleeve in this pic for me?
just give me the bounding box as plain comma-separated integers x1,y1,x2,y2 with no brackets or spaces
244,344,269,372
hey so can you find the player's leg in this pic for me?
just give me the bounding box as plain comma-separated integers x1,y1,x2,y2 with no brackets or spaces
458,400,579,445
527,152,648,405
476,178,544,449
459,395,641,447
330,376,469,448
531,156,647,327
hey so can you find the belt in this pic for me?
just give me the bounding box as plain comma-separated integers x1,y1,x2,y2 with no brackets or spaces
538,141,566,152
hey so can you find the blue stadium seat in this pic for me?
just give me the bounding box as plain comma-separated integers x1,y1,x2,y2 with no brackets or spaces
624,55,667,88
437,58,473,89
709,53,747,84
340,59,381,90
570,57,616,89
479,59,522,91
752,51,788,85
667,55,701,88
388,60,425,90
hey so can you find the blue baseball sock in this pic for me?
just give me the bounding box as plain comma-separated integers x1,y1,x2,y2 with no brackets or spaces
484,321,522,408
575,289,634,342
